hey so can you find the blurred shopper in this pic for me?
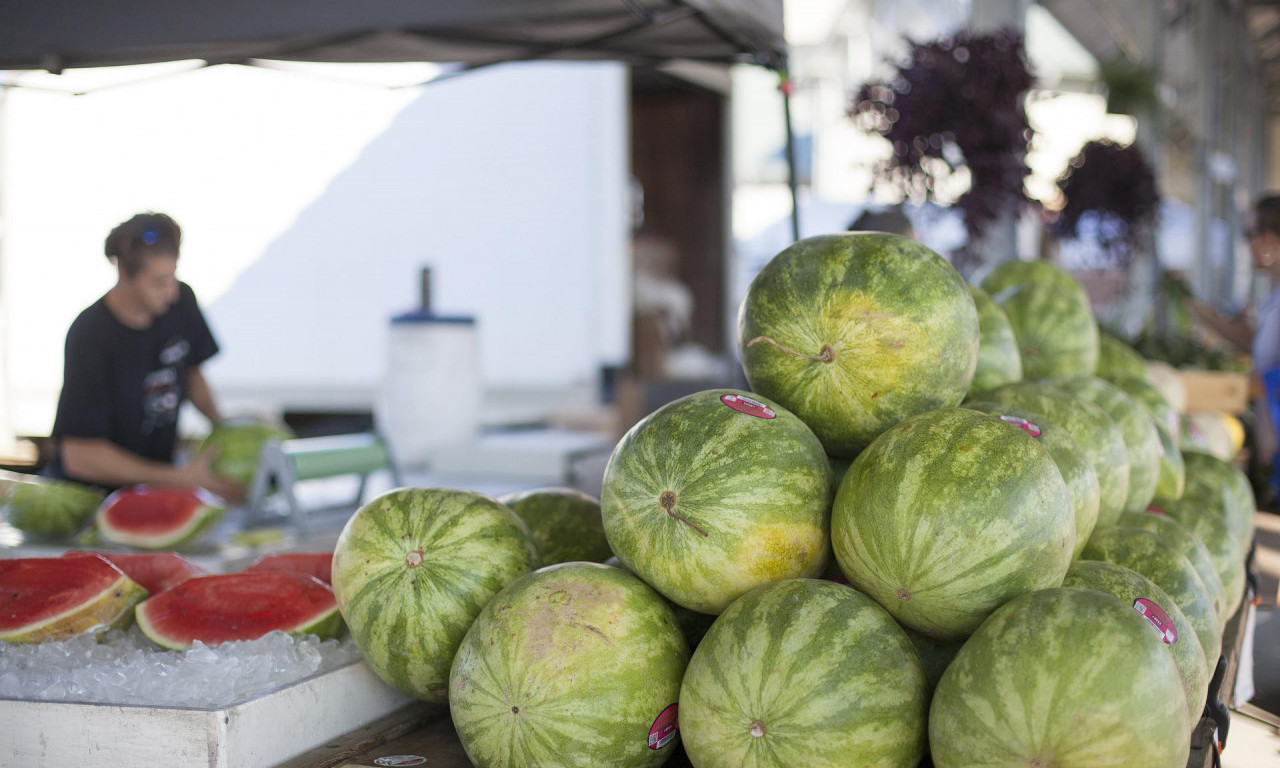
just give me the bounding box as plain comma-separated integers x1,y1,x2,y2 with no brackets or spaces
48,212,242,500
848,205,916,240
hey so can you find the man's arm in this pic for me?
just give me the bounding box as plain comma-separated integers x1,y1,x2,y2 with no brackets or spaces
186,366,222,425
62,437,244,502
1190,301,1254,353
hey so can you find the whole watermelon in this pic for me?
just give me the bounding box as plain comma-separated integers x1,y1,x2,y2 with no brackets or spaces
2,476,104,539
604,555,716,650
601,390,832,614
980,260,1099,379
1151,496,1247,617
449,563,689,768
738,233,978,456
966,402,1101,558
1112,375,1184,499
1061,560,1209,728
1181,451,1256,551
1080,526,1221,668
973,382,1130,528
499,487,612,567
1051,376,1160,514
1117,510,1228,626
1096,333,1150,382
679,579,928,768
968,284,1022,393
930,588,1190,768
331,488,537,701
198,421,294,487
831,408,1074,639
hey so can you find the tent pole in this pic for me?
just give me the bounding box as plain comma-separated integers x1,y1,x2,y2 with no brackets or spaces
781,69,800,242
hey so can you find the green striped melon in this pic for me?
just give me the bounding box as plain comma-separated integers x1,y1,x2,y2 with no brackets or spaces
331,488,537,702
1080,527,1221,668
1117,510,1228,627
968,285,1022,393
929,588,1190,768
499,487,612,567
1062,561,1209,728
966,402,1101,558
976,382,1130,528
1181,451,1256,551
980,260,1099,379
831,408,1074,639
2,475,103,539
1051,376,1160,514
1096,333,1150,382
601,390,832,614
679,579,928,768
449,562,689,768
604,555,716,650
1112,375,1184,499
1150,496,1247,617
738,233,978,456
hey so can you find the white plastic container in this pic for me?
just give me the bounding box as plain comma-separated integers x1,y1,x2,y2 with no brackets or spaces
377,314,481,468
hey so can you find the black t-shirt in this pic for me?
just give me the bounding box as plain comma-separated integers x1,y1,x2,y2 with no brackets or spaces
51,282,219,478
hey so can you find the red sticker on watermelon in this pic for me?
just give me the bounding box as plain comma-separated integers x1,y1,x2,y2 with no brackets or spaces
1133,598,1178,644
998,414,1042,437
648,703,679,749
1145,504,1167,516
721,394,776,420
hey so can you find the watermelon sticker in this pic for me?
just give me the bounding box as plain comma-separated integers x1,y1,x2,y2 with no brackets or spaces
1132,598,1178,644
998,414,1042,438
648,703,679,749
721,394,776,420
1145,504,1167,516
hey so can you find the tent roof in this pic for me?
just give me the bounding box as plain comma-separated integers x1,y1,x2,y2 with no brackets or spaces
0,0,785,73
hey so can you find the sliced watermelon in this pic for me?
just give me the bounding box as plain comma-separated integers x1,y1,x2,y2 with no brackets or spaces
135,571,343,650
62,551,208,594
96,486,224,550
244,552,333,584
0,556,148,643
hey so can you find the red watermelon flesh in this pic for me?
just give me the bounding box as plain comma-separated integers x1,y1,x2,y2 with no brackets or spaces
62,551,207,594
244,552,333,584
97,486,224,550
135,571,343,650
0,555,148,643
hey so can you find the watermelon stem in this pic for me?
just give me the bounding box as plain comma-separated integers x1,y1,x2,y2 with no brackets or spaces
746,336,835,363
749,720,767,738
659,491,708,537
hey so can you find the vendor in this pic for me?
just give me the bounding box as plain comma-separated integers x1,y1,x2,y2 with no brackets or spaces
48,212,243,501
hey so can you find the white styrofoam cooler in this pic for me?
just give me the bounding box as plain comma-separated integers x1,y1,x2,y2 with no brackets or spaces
0,660,413,768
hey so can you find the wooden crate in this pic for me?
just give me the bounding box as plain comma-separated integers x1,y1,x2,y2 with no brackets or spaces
1181,371,1251,414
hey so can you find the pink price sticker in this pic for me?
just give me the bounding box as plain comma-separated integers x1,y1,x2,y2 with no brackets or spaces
1133,598,1178,644
998,414,1042,438
648,703,679,750
721,394,776,420
1145,504,1167,516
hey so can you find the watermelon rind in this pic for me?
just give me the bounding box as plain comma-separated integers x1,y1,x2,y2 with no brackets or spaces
0,556,148,643
499,487,612,567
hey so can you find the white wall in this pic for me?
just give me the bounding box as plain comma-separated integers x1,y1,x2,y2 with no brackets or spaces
2,61,630,437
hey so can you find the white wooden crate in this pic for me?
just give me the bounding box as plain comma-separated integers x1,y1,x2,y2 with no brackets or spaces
0,660,413,768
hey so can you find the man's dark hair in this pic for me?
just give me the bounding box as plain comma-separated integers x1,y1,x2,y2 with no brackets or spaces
1255,195,1280,238
847,206,913,237
104,212,182,276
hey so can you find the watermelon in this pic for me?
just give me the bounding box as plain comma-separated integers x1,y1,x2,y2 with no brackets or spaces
1061,560,1209,727
135,571,342,650
980,260,1099,379
1051,376,1160,514
604,555,716,650
601,390,832,614
929,588,1190,768
738,233,978,456
1181,451,1256,551
1,475,104,539
449,562,689,768
332,488,537,701
1080,527,1221,668
976,382,1130,528
679,579,927,768
967,284,1022,393
244,552,332,584
198,420,294,487
1116,511,1228,626
1112,375,1184,499
903,626,965,693
62,550,207,594
0,556,147,643
499,487,612,567
96,486,224,550
965,402,1101,557
1096,333,1150,382
1151,497,1247,617
831,408,1074,639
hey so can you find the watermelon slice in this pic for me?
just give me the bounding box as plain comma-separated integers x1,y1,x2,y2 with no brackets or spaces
0,556,148,643
62,551,208,594
244,552,333,584
97,486,224,550
135,571,343,650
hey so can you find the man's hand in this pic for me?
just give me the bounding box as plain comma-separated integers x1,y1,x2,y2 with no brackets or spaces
180,448,246,504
